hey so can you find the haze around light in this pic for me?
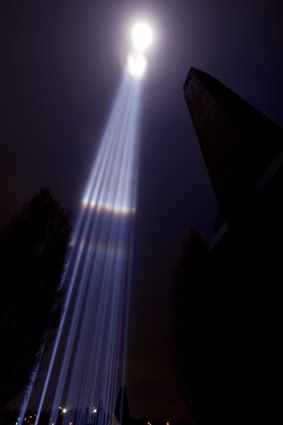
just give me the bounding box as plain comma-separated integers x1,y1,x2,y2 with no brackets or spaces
127,21,153,78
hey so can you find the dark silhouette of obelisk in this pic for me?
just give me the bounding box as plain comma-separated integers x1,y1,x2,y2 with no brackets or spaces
178,68,283,425
184,68,283,229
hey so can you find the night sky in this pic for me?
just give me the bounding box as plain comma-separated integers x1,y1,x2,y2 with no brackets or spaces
1,0,283,422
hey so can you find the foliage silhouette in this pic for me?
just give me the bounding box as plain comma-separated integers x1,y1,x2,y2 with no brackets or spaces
0,188,71,409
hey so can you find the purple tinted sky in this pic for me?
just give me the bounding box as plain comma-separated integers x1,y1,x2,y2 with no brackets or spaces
1,0,283,421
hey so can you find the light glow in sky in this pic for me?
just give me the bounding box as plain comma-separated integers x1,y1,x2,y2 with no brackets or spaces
132,22,153,51
127,54,147,78
127,21,152,78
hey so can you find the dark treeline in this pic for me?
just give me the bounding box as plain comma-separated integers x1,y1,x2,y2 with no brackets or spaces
0,188,71,409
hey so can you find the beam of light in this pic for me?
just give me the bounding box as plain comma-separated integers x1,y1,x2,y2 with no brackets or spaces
17,337,47,425
18,70,142,425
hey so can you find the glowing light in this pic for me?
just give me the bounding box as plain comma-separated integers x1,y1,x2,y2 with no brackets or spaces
81,198,135,216
132,22,152,51
92,408,97,414
82,198,88,208
128,54,147,78
62,409,67,414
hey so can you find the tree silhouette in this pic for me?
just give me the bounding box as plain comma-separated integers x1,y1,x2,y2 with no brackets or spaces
0,188,71,409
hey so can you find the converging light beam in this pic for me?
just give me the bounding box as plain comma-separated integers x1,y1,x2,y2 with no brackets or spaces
18,21,148,425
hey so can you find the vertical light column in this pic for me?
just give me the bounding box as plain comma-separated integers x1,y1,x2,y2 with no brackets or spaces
28,74,142,425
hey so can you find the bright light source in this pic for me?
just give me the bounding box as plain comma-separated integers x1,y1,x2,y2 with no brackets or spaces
132,22,152,51
62,409,67,414
128,54,147,78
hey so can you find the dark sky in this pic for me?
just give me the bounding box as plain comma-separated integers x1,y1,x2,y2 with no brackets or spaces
1,0,283,422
